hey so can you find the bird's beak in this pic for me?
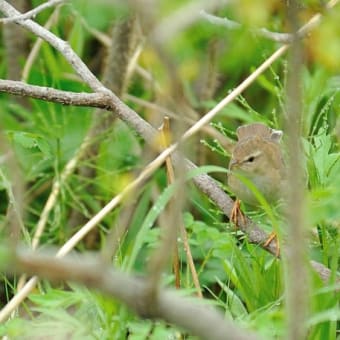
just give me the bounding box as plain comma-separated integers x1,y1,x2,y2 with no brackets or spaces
229,159,238,169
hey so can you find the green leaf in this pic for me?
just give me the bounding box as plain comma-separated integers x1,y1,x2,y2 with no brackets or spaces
216,277,248,317
124,165,227,270
308,308,340,326
7,131,53,159
69,16,85,57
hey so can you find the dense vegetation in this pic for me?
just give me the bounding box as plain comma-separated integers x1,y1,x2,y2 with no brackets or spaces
0,1,339,339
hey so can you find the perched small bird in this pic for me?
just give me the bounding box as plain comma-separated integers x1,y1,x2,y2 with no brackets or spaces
227,123,285,253
228,122,285,206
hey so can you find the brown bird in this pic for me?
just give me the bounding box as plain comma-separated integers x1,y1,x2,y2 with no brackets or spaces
227,123,285,253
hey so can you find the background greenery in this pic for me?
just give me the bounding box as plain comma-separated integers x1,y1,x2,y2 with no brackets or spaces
0,0,339,339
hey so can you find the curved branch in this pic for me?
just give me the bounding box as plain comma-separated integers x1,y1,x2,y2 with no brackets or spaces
5,246,259,340
0,0,104,92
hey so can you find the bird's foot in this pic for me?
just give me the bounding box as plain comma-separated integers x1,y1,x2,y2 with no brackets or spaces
264,231,280,257
230,199,246,227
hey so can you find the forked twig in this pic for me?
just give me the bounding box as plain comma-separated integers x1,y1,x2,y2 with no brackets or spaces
0,0,66,23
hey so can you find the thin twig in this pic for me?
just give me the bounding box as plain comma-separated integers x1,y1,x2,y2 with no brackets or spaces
200,10,297,43
22,5,61,82
31,136,92,250
179,45,288,142
0,0,105,92
0,0,67,23
146,117,185,305
56,145,177,258
16,134,92,293
180,221,203,298
124,93,234,151
151,0,230,44
201,0,340,43
0,143,174,322
0,80,110,106
0,276,39,322
0,9,334,261
159,118,202,297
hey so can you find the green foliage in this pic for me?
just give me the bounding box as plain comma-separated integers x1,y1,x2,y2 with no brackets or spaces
127,320,182,340
0,1,339,339
0,285,124,339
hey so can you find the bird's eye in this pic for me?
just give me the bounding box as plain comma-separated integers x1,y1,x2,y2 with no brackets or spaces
247,156,255,163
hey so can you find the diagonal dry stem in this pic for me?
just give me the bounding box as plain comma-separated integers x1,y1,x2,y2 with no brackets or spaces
0,0,338,322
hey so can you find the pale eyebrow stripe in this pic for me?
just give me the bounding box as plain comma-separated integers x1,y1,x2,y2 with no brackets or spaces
242,150,262,162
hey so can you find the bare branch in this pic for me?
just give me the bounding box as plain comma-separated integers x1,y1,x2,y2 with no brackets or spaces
22,5,61,82
200,10,296,43
310,261,336,283
151,0,230,44
4,246,259,340
0,0,338,323
201,0,340,43
0,77,278,253
2,0,30,107
0,142,177,322
0,0,66,23
0,77,336,282
179,46,288,142
0,79,110,107
0,0,105,92
124,94,234,150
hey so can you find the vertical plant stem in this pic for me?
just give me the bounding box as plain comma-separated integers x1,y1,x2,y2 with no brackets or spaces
180,222,203,298
160,118,181,289
284,2,310,339
146,117,183,298
160,117,202,297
